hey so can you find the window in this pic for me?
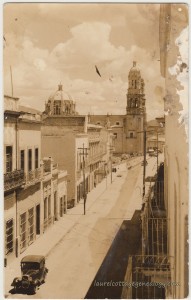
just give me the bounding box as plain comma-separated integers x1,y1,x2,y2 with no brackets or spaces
130,132,134,138
35,148,39,169
6,146,13,172
48,196,51,217
135,80,137,89
54,101,61,115
44,198,47,220
97,122,101,125
56,105,61,115
6,219,14,255
28,149,32,171
20,213,27,250
113,133,117,138
28,208,34,243
60,197,64,217
116,122,120,125
20,150,25,170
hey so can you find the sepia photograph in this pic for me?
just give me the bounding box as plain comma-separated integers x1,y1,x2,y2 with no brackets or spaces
3,1,189,299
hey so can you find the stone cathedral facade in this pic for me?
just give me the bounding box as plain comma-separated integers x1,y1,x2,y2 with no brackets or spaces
43,61,147,155
89,61,147,154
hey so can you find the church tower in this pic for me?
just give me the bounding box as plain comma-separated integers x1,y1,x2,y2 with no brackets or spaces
124,61,147,154
126,61,146,115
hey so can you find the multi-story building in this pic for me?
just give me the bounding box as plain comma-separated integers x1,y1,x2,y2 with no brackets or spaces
4,95,67,265
4,95,43,261
42,84,112,207
146,117,165,152
4,95,24,262
123,4,188,299
159,3,189,298
42,157,67,232
87,124,110,190
122,5,188,299
41,113,89,206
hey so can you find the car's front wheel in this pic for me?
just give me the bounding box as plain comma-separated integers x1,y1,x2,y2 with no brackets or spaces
30,285,36,295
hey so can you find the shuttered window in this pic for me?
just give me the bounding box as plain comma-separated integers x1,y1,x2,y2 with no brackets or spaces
6,219,14,255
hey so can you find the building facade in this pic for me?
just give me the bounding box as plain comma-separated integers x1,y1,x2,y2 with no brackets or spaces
89,61,146,155
159,3,188,298
42,84,112,206
4,95,24,262
4,95,67,264
146,117,165,152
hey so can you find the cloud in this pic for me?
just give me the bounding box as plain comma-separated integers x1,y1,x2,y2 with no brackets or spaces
33,58,47,71
4,4,164,120
50,22,126,67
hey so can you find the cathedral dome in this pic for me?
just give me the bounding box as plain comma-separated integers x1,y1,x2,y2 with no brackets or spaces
48,83,73,102
44,83,77,116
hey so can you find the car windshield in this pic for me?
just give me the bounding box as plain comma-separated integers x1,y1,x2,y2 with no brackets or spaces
21,262,40,272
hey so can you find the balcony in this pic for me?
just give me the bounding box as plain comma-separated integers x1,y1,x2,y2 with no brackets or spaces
4,170,25,192
25,167,43,186
88,151,107,164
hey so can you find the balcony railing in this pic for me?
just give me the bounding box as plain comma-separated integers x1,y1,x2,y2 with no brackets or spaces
25,167,43,185
88,151,107,163
4,170,25,192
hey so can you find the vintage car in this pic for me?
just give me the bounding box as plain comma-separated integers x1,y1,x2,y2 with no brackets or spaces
11,255,48,294
141,160,148,166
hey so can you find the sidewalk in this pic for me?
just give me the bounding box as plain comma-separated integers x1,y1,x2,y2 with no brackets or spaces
4,162,127,297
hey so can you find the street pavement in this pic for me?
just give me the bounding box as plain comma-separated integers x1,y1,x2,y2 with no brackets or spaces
4,155,163,299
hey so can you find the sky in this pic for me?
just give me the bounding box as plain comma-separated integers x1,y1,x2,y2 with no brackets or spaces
3,3,165,120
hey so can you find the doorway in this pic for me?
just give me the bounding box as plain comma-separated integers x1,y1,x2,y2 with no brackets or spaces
36,204,40,235
60,197,63,217
54,192,57,221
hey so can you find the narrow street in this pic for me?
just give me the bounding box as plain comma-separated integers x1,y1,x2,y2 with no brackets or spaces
7,156,160,299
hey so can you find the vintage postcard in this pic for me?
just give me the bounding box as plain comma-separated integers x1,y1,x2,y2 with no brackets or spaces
3,2,189,299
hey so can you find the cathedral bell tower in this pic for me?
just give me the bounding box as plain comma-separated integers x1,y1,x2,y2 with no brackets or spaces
126,61,146,115
124,61,147,154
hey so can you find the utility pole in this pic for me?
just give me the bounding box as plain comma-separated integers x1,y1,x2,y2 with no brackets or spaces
143,130,147,198
110,158,112,183
78,144,89,215
156,129,159,173
137,130,147,198
105,163,108,189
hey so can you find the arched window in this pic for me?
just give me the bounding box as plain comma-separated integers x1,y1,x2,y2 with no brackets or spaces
54,104,61,115
53,101,61,115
